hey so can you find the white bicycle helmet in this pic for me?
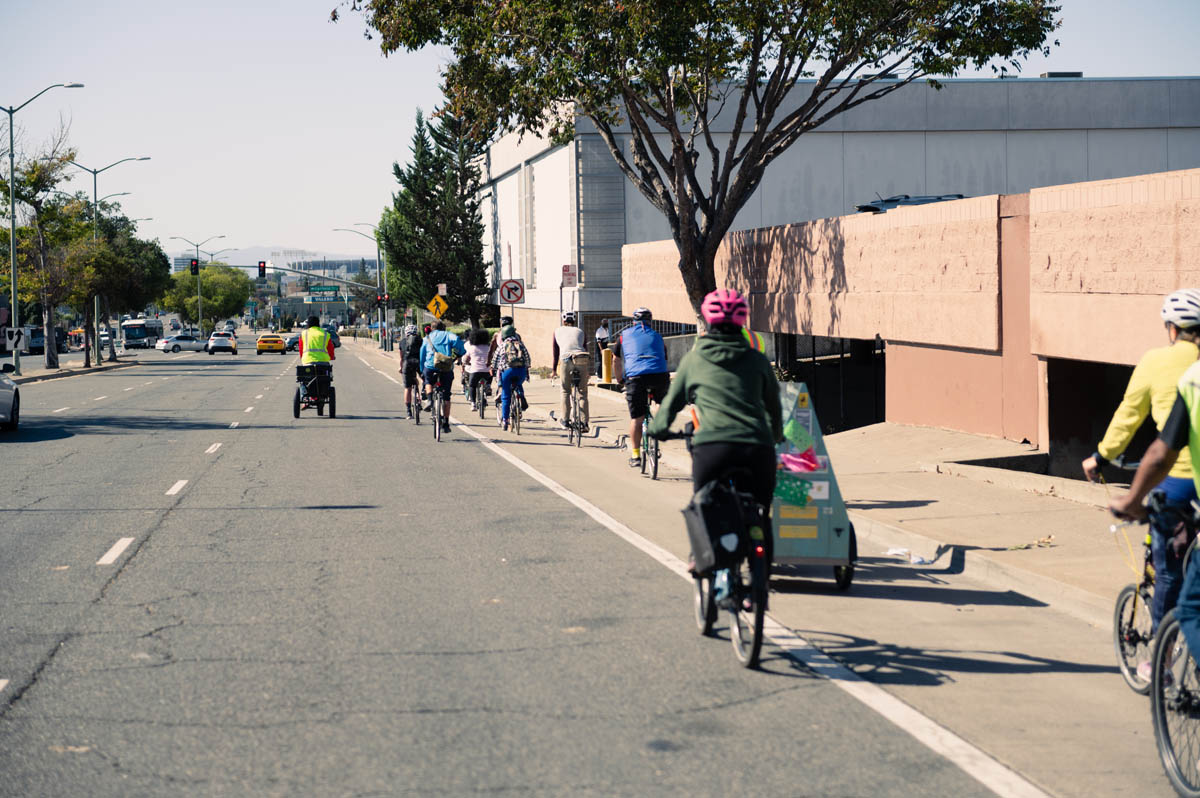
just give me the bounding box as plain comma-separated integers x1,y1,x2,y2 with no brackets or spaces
632,307,652,322
403,324,417,336
1162,289,1200,329
561,311,576,324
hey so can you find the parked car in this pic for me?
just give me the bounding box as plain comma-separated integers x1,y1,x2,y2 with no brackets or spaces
0,363,18,432
256,334,286,355
206,331,237,355
169,319,181,331
156,334,206,353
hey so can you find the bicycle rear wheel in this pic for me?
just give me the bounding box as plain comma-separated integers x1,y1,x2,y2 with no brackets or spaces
1114,583,1154,694
693,574,717,635
730,553,767,668
573,392,583,447
649,437,659,479
1152,611,1200,797
412,397,420,425
512,402,521,435
433,394,442,442
477,384,486,419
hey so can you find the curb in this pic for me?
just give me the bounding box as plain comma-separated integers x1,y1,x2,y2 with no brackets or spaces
920,461,1112,509
13,360,139,385
848,512,1111,628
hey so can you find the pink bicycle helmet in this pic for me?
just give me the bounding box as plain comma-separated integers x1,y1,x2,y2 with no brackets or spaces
700,288,749,327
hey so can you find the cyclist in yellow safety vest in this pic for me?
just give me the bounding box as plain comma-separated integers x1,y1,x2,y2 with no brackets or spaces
299,316,335,365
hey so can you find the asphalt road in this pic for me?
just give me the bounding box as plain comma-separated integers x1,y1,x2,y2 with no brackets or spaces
0,351,1009,797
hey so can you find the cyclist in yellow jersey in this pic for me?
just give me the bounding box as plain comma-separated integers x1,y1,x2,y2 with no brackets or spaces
1106,290,1200,667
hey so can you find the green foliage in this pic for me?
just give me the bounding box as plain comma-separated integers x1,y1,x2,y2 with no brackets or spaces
380,107,493,327
161,264,253,327
345,0,1058,315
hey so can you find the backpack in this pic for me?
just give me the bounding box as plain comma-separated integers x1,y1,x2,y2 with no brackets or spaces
503,339,526,368
403,335,422,363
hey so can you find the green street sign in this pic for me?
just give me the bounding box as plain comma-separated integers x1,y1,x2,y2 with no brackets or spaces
310,285,340,293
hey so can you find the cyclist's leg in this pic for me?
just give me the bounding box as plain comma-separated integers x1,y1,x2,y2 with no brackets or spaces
558,359,571,424
1176,560,1200,662
1151,476,1196,631
626,376,647,455
499,367,515,422
439,372,452,418
574,355,591,427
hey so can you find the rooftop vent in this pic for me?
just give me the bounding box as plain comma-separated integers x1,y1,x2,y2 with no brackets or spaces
1040,71,1083,78
855,194,967,214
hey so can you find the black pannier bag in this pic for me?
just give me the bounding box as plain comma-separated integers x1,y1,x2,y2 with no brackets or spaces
682,479,747,573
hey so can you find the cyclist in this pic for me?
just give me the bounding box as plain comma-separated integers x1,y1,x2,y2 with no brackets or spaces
399,324,423,419
299,315,335,365
462,328,493,409
419,320,466,434
648,289,783,568
1088,290,1200,663
595,318,610,377
551,311,591,433
488,316,517,408
611,307,669,467
491,325,530,432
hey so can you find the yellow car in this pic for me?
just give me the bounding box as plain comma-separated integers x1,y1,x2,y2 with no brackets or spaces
257,334,287,355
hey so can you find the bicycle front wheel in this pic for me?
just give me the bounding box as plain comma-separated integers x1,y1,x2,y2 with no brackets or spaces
1114,583,1153,694
1153,611,1200,797
730,554,767,668
433,397,442,442
693,574,717,635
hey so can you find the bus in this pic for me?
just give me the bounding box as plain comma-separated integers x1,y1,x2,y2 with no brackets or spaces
121,318,165,349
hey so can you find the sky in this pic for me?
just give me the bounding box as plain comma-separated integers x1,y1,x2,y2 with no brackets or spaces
2,0,1198,263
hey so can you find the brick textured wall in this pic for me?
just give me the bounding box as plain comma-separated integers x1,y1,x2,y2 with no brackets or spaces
621,195,1001,349
1030,168,1200,365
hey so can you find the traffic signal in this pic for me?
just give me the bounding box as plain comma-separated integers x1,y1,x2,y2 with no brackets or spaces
189,258,199,276
376,294,383,307
257,261,266,280
383,293,390,306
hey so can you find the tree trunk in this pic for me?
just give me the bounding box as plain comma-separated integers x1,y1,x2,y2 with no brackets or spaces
103,296,118,361
677,240,719,324
42,306,59,370
83,301,92,369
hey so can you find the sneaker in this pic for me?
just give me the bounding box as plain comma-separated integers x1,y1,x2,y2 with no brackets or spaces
405,409,413,419
580,424,589,434
628,456,641,468
519,395,529,411
502,420,509,431
441,420,451,433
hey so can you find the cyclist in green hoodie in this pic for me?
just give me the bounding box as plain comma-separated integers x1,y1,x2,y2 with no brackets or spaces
648,288,783,562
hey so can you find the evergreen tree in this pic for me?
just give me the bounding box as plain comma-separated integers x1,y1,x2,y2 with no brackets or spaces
429,107,491,328
380,111,450,316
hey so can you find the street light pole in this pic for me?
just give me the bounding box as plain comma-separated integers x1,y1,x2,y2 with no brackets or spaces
335,226,386,350
170,235,224,336
64,156,150,362
3,82,84,376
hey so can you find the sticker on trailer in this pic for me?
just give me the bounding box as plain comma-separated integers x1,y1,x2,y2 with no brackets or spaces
808,481,830,501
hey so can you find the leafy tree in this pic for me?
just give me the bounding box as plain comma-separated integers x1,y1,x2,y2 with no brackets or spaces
341,0,1058,317
160,263,252,332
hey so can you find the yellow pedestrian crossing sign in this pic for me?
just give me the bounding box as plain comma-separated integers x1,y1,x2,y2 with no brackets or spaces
426,295,449,318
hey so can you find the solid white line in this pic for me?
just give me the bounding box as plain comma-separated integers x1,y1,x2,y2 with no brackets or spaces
244,406,254,413
0,678,8,693
229,421,239,429
255,394,263,399
205,443,222,454
52,407,69,413
165,479,188,496
451,420,1052,798
96,537,135,566
93,395,107,401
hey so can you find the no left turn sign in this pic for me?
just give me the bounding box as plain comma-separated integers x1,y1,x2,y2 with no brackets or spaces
499,278,525,304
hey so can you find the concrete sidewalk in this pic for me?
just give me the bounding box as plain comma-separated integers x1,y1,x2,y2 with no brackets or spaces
10,357,141,384
347,338,1134,628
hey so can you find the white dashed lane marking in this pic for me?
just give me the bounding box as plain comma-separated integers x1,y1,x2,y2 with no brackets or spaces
244,406,254,413
93,396,107,401
0,679,8,693
123,387,134,392
52,407,69,413
205,443,222,454
144,381,154,386
229,422,239,429
165,480,188,496
255,394,263,399
96,538,135,566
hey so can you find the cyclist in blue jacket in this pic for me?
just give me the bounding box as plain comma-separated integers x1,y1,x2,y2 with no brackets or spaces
419,320,466,434
611,307,670,467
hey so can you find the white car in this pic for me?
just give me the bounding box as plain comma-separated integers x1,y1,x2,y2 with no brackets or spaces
0,363,18,432
206,331,238,355
156,334,206,353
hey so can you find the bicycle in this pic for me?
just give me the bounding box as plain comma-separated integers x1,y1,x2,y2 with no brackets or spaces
565,369,585,447
432,379,445,442
640,390,661,479
473,377,489,420
1112,488,1169,694
510,385,523,435
1152,524,1200,798
409,389,421,425
661,428,769,669
293,363,336,419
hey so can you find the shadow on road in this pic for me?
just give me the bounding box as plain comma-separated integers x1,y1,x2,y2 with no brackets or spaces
4,414,293,442
791,628,1118,686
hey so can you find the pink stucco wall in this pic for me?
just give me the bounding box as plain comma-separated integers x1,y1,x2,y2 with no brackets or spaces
1030,168,1200,366
623,196,1002,351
